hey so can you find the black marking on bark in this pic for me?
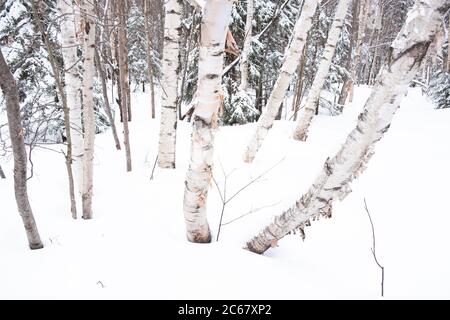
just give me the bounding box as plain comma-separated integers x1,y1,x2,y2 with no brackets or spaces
206,74,219,80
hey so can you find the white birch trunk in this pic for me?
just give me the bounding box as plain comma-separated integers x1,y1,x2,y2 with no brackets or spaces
246,0,450,254
183,0,233,243
158,0,182,169
243,0,319,163
60,0,83,196
240,0,254,91
81,0,96,219
293,0,351,141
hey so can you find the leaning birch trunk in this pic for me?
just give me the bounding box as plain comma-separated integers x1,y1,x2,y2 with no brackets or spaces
0,51,44,250
157,0,182,169
243,0,319,163
246,0,450,254
240,0,254,91
144,0,156,119
183,0,233,243
81,0,96,219
60,0,83,196
293,0,351,141
118,0,132,172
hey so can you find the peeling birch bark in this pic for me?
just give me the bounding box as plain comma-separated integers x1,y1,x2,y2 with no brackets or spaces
240,0,254,91
293,0,351,141
81,0,96,219
158,0,182,169
243,0,319,163
0,51,44,249
183,0,233,243
246,0,450,254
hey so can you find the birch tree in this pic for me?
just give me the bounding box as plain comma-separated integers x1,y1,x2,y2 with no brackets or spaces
246,0,450,254
144,0,156,119
0,50,44,250
243,0,320,163
293,0,351,141
158,0,182,169
59,0,83,198
240,0,254,91
32,0,77,218
118,0,132,172
81,0,96,219
183,0,234,243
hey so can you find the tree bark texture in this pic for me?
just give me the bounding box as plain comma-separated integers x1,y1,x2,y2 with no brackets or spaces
246,0,450,254
158,0,182,169
183,0,234,243
0,51,44,249
243,0,319,163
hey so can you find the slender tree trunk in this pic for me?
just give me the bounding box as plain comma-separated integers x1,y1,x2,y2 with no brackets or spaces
0,51,44,250
338,0,360,107
94,48,121,150
33,0,77,219
243,0,319,163
293,0,351,141
81,0,96,219
158,0,182,169
349,0,368,103
183,0,233,243
240,0,254,90
61,0,84,196
0,164,5,179
292,42,306,121
367,27,382,86
446,19,450,72
124,26,132,123
178,13,197,120
118,0,132,171
246,0,450,254
144,0,156,119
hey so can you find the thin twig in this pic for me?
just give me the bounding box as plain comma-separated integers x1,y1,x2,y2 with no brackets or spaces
214,157,286,241
364,198,385,297
222,201,281,226
226,157,285,204
150,155,158,180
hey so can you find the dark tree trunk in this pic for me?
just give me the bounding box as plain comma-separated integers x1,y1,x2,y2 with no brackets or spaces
0,164,6,179
0,51,44,250
94,48,121,150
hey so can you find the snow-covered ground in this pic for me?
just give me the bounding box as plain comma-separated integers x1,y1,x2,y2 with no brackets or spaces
1,86,449,299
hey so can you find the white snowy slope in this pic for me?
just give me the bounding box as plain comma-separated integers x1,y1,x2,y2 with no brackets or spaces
0,86,449,299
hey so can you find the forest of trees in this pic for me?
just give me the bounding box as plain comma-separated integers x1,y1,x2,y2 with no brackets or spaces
0,0,449,251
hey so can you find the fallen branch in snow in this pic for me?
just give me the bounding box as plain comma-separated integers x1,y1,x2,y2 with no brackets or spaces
96,281,106,288
213,157,285,241
364,198,385,297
